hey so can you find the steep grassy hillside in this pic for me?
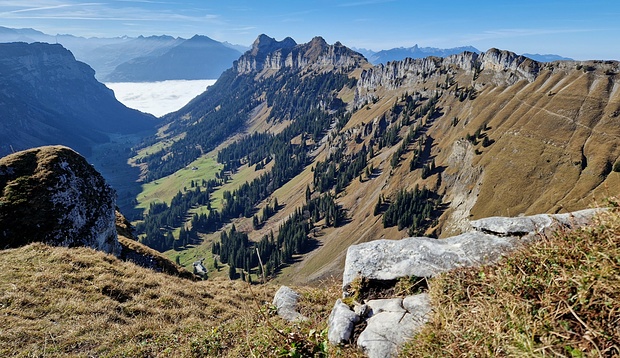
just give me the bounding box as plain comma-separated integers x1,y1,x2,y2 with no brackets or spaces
2,205,616,357
0,243,351,357
401,203,620,357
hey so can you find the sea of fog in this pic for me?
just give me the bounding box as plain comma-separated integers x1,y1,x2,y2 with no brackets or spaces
105,79,217,117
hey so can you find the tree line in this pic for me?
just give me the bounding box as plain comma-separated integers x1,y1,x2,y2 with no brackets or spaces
213,193,343,281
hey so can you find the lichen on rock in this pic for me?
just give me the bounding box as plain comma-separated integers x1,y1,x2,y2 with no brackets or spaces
0,145,120,255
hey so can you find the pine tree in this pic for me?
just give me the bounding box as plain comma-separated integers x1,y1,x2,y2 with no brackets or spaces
228,264,236,280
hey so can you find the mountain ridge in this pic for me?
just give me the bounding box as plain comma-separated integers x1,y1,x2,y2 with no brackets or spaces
357,44,481,64
106,35,242,82
0,26,245,81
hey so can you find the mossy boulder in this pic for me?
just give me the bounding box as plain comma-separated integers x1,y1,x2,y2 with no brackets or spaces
0,145,120,255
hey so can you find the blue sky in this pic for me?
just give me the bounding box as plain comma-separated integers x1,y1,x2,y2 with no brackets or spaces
0,0,618,60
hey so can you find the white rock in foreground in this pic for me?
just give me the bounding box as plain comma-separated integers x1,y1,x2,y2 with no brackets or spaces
343,232,515,291
342,209,601,290
327,299,360,345
272,286,308,322
357,293,431,358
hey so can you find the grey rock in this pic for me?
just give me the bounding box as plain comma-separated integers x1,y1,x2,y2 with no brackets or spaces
358,293,430,358
342,231,516,290
471,209,601,236
403,294,432,317
353,302,369,317
272,286,307,322
366,298,405,317
328,299,360,345
342,209,601,291
235,35,366,75
0,146,120,255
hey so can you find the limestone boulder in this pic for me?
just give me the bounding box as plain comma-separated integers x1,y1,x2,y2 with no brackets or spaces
470,209,601,236
328,299,360,345
0,146,120,255
357,293,431,358
342,231,516,290
272,286,308,322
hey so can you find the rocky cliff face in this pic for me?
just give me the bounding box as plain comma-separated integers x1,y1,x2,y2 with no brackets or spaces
0,42,155,157
0,146,120,255
355,48,541,104
234,34,367,75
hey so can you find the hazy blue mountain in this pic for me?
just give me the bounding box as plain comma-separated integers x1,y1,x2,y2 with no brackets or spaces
522,53,573,62
0,42,156,157
105,35,242,82
0,27,245,81
356,45,481,64
222,41,250,53
84,35,185,80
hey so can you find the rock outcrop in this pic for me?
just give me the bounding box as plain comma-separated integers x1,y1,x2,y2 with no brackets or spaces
343,208,600,291
272,286,308,322
327,299,360,345
332,208,601,357
0,146,120,255
234,34,366,75
357,294,431,358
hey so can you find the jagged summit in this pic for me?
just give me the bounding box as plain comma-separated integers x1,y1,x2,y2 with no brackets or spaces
250,34,297,57
236,34,367,74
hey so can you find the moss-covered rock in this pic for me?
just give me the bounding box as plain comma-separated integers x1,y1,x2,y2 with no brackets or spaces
0,145,120,254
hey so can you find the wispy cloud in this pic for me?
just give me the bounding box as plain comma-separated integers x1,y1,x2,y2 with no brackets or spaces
0,1,222,24
337,0,396,7
9,3,101,14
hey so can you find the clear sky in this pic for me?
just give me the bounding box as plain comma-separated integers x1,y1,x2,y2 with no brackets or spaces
0,0,618,60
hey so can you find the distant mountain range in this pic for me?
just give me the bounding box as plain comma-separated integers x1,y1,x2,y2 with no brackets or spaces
355,45,573,64
355,45,481,64
105,35,242,82
0,27,573,82
521,53,573,62
0,27,246,82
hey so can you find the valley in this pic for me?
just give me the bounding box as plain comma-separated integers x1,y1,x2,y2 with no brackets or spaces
123,37,620,287
1,21,620,356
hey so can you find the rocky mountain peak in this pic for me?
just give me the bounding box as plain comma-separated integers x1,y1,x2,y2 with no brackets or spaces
236,34,366,75
479,47,540,82
250,34,297,57
0,146,121,255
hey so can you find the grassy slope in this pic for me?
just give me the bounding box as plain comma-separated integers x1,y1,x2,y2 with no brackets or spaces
135,154,222,212
0,243,355,357
402,205,620,357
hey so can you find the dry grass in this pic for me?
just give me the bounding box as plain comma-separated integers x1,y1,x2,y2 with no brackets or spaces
0,243,359,357
401,205,620,357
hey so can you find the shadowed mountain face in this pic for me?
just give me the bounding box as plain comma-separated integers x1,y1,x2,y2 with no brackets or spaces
0,42,156,157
